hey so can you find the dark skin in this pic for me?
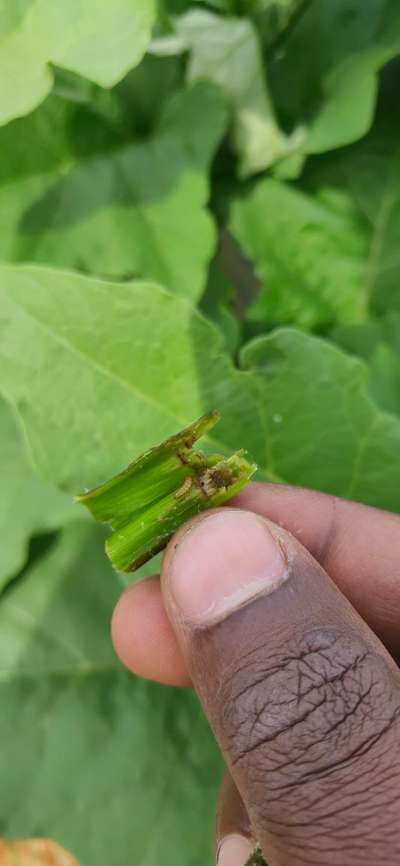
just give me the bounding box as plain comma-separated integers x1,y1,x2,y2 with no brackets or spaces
112,483,400,866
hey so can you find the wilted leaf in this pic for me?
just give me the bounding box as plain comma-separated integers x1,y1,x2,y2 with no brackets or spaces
0,0,156,125
0,81,227,298
0,838,80,866
0,397,76,592
229,178,368,330
0,522,221,866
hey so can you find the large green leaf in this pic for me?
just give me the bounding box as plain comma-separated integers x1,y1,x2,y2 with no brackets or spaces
0,520,221,866
230,63,400,332
175,10,303,177
0,397,76,592
333,313,400,417
0,0,156,125
0,265,264,492
0,80,226,298
1,265,400,514
304,86,400,318
241,328,400,512
269,0,400,157
229,177,368,330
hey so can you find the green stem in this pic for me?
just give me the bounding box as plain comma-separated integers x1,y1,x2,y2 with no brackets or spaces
76,411,257,573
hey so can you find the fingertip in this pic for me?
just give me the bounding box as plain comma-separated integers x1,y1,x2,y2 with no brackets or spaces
162,508,288,626
111,577,191,687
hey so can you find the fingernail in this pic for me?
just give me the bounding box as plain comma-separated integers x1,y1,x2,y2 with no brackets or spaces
217,834,254,866
167,509,288,623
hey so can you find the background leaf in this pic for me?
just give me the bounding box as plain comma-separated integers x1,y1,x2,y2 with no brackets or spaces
1,8,400,866
304,71,400,317
200,260,241,355
1,264,400,512
0,80,227,297
176,10,303,176
0,397,76,593
229,177,368,330
0,265,263,491
269,0,400,157
333,313,400,417
0,0,156,125
242,328,400,510
0,522,221,866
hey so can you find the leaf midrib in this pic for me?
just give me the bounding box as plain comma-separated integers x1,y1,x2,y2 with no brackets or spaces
3,278,236,465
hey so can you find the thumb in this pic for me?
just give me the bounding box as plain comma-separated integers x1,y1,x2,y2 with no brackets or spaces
161,508,400,866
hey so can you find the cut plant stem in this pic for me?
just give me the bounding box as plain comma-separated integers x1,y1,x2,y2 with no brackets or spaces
76,411,257,573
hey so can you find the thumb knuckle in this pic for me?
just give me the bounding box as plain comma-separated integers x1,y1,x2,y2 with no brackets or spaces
221,627,400,821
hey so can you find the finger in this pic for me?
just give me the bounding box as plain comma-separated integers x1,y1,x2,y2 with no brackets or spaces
111,577,190,686
233,482,400,654
216,772,256,866
112,486,400,689
162,508,400,866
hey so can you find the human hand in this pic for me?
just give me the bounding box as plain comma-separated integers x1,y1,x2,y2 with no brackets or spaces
112,483,400,865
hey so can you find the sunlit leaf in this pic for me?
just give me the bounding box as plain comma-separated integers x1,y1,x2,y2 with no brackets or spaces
0,0,156,125
0,397,76,592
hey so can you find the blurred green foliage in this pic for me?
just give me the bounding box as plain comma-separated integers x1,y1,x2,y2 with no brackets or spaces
1,2,400,863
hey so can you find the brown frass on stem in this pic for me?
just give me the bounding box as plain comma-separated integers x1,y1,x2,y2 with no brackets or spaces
76,410,257,573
